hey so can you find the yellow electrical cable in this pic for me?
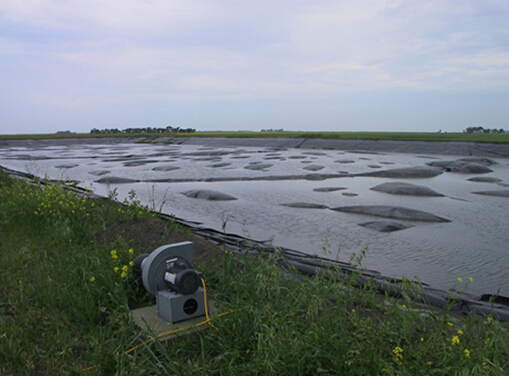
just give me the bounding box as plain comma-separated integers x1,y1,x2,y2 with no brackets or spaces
83,277,238,372
124,278,216,355
201,277,218,330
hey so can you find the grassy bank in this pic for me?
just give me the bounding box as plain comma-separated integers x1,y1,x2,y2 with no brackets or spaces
181,131,509,144
1,131,509,143
1,170,508,375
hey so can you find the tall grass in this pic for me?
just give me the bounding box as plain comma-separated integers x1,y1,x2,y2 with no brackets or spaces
0,172,152,374
0,170,508,375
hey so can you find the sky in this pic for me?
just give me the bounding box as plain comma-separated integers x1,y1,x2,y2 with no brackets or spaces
1,0,508,135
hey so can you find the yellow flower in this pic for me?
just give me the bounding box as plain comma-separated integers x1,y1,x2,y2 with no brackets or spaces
392,346,403,360
114,267,119,273
128,248,134,255
89,276,95,282
420,337,424,342
122,265,128,272
111,250,118,259
121,272,127,278
464,349,471,359
129,261,134,267
452,336,460,346
487,317,493,324
457,277,463,283
427,361,433,366
457,330,464,335
469,277,473,282
447,322,453,327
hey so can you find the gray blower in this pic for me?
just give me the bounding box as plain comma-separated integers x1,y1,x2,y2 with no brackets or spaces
134,241,207,324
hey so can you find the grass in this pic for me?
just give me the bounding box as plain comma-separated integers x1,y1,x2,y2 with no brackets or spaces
1,169,508,375
1,131,509,143
173,131,509,144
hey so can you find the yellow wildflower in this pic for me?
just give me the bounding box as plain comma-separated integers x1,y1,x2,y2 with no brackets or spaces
457,277,463,283
114,267,119,273
469,277,473,282
122,265,128,272
111,250,118,259
457,330,463,335
393,346,403,361
89,276,95,282
464,349,471,358
128,248,134,255
129,261,134,267
452,336,460,346
121,272,127,278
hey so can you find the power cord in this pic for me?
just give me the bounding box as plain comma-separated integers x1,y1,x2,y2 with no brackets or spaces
83,278,236,372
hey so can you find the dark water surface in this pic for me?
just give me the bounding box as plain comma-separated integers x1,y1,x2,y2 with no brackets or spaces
1,139,508,296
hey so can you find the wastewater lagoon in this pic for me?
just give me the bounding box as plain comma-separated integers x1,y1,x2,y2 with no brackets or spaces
1,137,508,297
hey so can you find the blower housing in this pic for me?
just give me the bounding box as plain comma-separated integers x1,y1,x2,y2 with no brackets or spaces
134,241,206,324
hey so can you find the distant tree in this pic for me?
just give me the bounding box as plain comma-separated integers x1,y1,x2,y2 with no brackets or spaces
261,128,284,132
90,125,196,134
463,126,507,134
464,126,484,134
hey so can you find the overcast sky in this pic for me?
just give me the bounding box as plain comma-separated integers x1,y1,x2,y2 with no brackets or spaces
1,1,508,135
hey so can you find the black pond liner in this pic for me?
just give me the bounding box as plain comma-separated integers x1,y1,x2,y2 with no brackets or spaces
153,211,509,322
3,165,509,322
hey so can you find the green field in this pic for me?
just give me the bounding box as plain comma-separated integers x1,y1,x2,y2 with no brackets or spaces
1,131,509,143
1,169,508,375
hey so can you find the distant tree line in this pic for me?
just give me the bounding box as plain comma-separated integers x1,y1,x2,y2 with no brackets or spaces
260,128,284,132
463,126,506,134
90,125,196,134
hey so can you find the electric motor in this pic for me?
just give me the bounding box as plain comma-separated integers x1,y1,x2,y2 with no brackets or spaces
164,258,202,295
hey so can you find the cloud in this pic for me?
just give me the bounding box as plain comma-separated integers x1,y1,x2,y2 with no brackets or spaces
0,0,212,33
1,0,509,133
